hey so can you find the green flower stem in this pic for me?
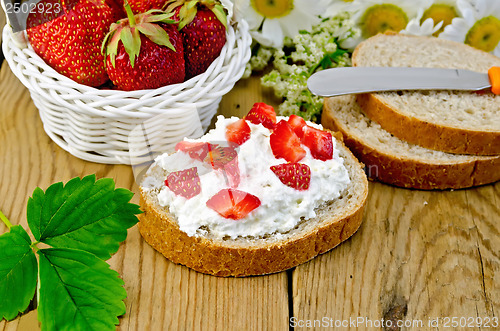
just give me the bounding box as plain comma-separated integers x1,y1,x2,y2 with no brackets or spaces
0,210,13,229
308,61,322,76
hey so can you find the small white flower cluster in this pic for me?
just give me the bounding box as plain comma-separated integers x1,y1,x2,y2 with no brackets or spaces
244,13,359,121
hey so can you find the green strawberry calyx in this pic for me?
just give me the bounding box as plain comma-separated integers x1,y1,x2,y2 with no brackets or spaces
166,0,228,30
102,1,177,68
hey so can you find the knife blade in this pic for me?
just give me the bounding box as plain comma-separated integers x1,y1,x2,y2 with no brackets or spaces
307,67,493,97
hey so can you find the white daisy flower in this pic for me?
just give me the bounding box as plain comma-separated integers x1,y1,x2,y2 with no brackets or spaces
236,0,332,49
345,0,422,39
402,15,444,37
457,0,479,14
401,0,462,37
440,0,500,56
325,0,355,17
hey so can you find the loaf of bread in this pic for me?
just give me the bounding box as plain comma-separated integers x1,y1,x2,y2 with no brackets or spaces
322,95,500,190
352,33,500,156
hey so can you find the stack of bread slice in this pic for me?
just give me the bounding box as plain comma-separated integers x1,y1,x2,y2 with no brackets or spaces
322,33,500,190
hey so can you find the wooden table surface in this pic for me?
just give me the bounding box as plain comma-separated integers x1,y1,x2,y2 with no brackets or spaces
1,15,499,331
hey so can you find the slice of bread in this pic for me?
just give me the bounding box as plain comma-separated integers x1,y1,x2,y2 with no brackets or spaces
352,33,500,156
138,142,368,277
322,95,500,190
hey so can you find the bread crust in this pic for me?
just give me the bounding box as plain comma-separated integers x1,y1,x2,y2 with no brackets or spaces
138,144,368,277
352,32,500,156
356,93,500,156
322,99,500,190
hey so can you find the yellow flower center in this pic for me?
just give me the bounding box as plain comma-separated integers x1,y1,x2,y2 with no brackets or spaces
421,4,458,36
251,0,294,19
361,4,408,38
465,16,500,53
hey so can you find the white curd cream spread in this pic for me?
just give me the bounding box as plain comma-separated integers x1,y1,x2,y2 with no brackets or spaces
147,115,351,239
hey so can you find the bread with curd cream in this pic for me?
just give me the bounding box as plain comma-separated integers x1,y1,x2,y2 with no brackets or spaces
138,108,368,277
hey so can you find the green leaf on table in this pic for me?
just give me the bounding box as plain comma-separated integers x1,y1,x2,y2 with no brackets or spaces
38,248,126,331
27,175,141,260
0,225,37,321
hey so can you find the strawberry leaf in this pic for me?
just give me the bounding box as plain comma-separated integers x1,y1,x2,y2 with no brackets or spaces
38,248,126,331
103,26,123,67
120,26,141,68
141,11,176,23
27,175,141,260
212,4,227,29
178,1,198,30
166,0,184,12
136,23,175,51
0,226,37,321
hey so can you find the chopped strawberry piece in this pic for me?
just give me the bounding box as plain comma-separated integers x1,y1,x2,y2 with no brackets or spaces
270,163,311,191
221,157,240,188
206,189,261,220
288,115,307,139
226,118,251,146
165,167,201,199
204,145,238,169
245,103,277,130
175,141,211,161
270,120,306,163
302,126,334,161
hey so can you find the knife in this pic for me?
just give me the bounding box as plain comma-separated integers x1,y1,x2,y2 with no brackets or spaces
307,66,500,97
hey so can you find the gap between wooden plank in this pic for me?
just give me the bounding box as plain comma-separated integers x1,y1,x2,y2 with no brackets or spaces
287,268,295,331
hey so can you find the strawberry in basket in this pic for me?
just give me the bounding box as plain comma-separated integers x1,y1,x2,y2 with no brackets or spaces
102,2,185,90
125,0,169,14
26,0,118,87
166,0,227,79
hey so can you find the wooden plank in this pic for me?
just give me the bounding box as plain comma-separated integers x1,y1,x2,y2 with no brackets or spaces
293,182,499,330
1,1,6,64
0,3,5,30
0,64,290,330
218,73,282,118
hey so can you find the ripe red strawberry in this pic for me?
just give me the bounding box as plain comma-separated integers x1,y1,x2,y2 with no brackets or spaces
270,120,306,163
245,103,277,130
226,118,251,146
126,0,168,14
301,126,333,161
175,141,240,187
206,189,260,220
104,0,126,19
168,0,227,78
175,141,211,161
203,145,237,169
165,167,201,199
270,163,311,191
288,115,307,139
103,4,185,90
221,157,240,188
26,0,116,87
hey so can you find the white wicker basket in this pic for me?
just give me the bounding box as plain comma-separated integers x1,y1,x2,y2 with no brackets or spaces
2,17,251,164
